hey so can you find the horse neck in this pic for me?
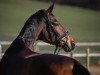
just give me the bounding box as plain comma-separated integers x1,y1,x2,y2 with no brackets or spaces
18,18,44,49
0,18,45,62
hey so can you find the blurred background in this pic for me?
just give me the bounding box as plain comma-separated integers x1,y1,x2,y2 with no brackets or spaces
0,0,100,75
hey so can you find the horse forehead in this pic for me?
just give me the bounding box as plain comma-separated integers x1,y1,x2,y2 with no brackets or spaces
55,25,66,35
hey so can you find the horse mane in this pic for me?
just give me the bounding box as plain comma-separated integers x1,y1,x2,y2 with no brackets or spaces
25,10,46,25
19,9,46,36
17,9,47,46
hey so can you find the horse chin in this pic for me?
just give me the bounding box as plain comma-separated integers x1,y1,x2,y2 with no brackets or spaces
62,45,73,52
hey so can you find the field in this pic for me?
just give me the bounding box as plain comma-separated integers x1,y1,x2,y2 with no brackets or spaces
0,0,100,41
0,0,100,75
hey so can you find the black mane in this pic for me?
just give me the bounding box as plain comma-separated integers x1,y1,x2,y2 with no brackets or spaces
19,9,46,36
25,10,46,25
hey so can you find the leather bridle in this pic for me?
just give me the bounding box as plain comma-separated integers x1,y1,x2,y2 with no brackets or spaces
43,11,70,54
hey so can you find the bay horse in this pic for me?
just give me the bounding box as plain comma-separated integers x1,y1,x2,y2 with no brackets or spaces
0,4,90,75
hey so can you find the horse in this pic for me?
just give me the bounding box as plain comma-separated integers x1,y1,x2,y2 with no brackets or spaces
0,4,90,75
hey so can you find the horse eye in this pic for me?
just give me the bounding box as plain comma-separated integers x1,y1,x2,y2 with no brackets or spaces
52,22,59,26
50,18,58,25
54,22,59,25
52,22,58,25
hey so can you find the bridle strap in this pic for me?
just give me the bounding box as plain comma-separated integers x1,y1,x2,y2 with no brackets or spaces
54,31,70,55
58,31,69,40
43,14,59,43
54,45,63,55
43,11,69,54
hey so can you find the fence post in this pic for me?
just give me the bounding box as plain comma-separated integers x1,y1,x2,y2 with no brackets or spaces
0,44,2,60
34,42,39,52
86,48,90,70
70,51,74,58
0,44,2,53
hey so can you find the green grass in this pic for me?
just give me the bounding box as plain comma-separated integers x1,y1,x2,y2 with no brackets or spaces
75,57,100,65
0,0,100,42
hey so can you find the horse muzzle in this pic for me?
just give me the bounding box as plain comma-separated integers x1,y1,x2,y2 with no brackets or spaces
60,35,75,52
62,41,75,52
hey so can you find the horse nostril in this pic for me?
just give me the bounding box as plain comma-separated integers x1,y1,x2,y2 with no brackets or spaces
71,42,75,50
73,42,75,47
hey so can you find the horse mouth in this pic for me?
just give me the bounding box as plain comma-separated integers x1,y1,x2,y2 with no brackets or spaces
62,42,75,52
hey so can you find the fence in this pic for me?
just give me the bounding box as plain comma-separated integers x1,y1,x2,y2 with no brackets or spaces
0,41,100,69
0,41,100,56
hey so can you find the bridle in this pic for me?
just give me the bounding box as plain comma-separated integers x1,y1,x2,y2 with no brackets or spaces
54,31,69,55
42,10,70,54
48,24,69,55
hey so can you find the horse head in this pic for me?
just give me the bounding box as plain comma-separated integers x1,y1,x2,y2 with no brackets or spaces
17,4,75,53
37,4,75,53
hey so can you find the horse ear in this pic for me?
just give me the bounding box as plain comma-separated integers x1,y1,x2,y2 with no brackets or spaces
46,4,54,14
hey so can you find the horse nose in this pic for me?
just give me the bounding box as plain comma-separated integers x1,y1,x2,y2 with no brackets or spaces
71,41,75,50
67,36,75,50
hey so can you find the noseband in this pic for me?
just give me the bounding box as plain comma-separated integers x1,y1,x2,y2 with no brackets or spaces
51,27,69,55
54,31,69,54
